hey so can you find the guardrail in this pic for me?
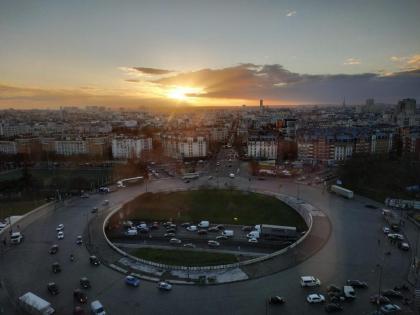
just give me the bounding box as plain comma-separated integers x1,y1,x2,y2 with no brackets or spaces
102,187,316,272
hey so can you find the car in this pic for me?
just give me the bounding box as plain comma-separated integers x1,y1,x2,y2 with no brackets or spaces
186,225,197,232
157,281,172,291
242,226,253,232
382,290,403,298
164,232,175,238
380,303,401,314
383,227,390,234
49,244,59,254
81,193,89,198
89,255,100,266
76,236,83,245
327,285,341,293
90,300,106,315
165,228,176,234
181,222,191,228
198,230,208,235
10,231,24,244
370,294,391,304
208,227,219,232
300,276,321,287
216,162,220,166
91,207,98,214
150,222,160,230
215,224,225,230
398,242,410,251
390,223,400,232
307,294,325,303
73,306,86,315
325,303,343,313
388,233,404,240
346,280,368,288
125,275,140,287
183,243,196,248
52,262,61,273
138,227,150,233
169,238,182,245
73,289,88,303
80,277,91,289
343,285,356,299
56,224,64,231
57,231,64,239
248,238,258,243
216,235,228,240
267,296,285,304
47,282,59,295
208,240,220,247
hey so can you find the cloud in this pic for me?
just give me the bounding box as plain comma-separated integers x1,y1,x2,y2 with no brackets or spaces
125,79,140,83
132,67,173,75
344,58,361,65
390,54,420,71
286,10,296,17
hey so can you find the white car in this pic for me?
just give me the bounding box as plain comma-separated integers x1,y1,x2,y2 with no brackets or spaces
383,227,390,234
157,281,172,291
229,173,235,178
56,224,64,231
186,225,197,232
208,240,220,247
307,294,325,303
57,231,64,240
248,238,258,243
388,233,404,240
169,238,182,245
183,243,196,248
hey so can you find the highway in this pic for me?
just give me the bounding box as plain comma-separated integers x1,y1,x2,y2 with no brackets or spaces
0,174,416,315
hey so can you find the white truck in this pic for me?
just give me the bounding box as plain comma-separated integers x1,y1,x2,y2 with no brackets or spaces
330,185,354,199
19,292,55,315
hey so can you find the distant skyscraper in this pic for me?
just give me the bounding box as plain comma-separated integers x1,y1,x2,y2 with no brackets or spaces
366,98,374,107
259,99,264,113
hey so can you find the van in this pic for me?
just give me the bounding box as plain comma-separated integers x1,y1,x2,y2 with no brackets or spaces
300,276,321,287
198,221,210,228
343,286,356,299
247,231,260,239
90,300,106,315
222,230,234,237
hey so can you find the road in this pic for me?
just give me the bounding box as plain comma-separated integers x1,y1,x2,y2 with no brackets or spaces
0,175,417,315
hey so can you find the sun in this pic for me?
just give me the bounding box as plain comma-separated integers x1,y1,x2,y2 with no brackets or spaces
167,86,204,101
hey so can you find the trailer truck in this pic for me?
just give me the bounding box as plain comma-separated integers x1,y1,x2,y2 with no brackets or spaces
330,185,354,199
18,292,55,315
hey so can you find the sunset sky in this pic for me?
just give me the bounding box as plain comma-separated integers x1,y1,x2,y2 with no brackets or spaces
0,0,419,108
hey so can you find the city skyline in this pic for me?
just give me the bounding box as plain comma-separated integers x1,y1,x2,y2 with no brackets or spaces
0,0,419,108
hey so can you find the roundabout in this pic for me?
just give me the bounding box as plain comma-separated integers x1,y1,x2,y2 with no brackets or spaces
0,175,415,314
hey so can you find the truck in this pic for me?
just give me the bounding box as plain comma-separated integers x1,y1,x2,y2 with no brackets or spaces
255,224,297,241
330,185,354,199
18,292,55,315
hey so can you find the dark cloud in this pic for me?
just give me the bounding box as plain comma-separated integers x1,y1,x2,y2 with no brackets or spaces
132,67,173,75
125,79,140,83
153,64,420,103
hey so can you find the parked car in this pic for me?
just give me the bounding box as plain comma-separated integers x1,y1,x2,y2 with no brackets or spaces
181,222,190,228
183,243,196,248
248,238,258,243
267,296,285,304
380,304,401,314
52,262,61,273
80,277,91,289
388,233,404,240
150,222,160,230
164,232,175,238
343,286,356,299
300,276,321,287
157,281,172,291
91,207,98,214
73,306,86,315
57,231,64,240
208,227,219,232
47,282,59,295
186,225,197,232
90,300,106,315
383,227,390,234
76,236,83,245
382,290,403,298
242,226,253,232
307,294,325,303
325,303,343,313
198,230,208,235
216,235,228,240
73,289,88,303
346,280,368,288
49,244,59,255
370,294,391,304
165,228,176,234
215,224,225,230
56,224,64,231
89,255,100,266
390,223,400,232
327,285,341,293
398,242,410,251
125,275,140,287
169,238,182,245
208,240,220,247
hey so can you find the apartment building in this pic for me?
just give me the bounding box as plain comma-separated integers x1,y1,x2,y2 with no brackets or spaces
112,137,152,159
161,133,207,159
247,131,278,160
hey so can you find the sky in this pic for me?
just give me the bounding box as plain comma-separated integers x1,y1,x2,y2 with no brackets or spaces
0,0,419,108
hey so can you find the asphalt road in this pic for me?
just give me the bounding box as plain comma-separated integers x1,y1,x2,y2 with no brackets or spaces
0,174,417,315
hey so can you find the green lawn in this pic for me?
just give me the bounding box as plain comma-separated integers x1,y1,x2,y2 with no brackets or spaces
123,189,307,230
0,199,46,220
131,248,238,266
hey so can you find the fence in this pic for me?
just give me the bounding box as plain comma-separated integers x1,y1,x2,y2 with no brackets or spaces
102,187,316,272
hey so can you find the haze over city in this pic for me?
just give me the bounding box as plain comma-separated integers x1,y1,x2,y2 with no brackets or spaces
0,0,419,108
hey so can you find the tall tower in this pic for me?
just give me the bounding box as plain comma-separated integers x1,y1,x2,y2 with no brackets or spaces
259,99,264,113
